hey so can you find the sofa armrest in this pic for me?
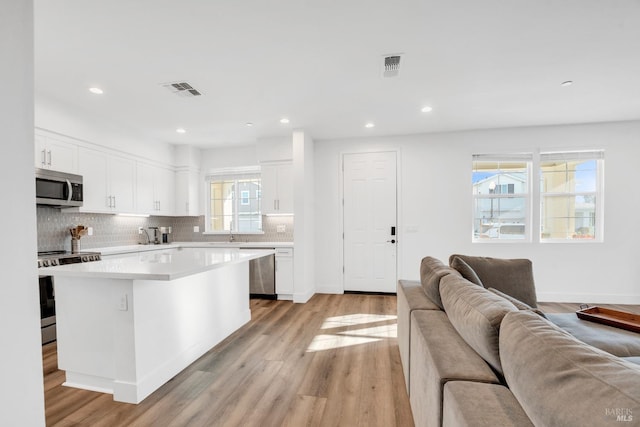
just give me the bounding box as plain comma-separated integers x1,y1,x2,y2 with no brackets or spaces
397,279,440,394
443,381,533,427
410,310,499,427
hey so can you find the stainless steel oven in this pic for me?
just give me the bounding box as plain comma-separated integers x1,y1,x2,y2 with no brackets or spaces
37,250,102,344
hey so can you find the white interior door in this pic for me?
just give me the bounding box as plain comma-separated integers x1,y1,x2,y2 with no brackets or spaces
343,151,397,292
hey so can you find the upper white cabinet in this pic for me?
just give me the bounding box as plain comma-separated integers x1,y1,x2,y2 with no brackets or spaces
78,147,136,213
137,162,175,216
261,162,293,214
35,133,78,173
175,169,201,216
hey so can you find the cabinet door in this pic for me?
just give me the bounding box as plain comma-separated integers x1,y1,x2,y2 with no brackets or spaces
47,137,78,173
109,156,136,213
275,249,294,294
136,162,156,214
78,148,110,211
175,170,200,216
155,166,175,216
276,163,294,213
260,164,279,214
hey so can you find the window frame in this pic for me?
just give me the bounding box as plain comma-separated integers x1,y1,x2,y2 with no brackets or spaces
471,153,533,243
204,168,264,235
539,150,604,243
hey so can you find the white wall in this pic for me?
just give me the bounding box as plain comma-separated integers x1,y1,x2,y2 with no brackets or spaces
200,145,258,171
315,120,640,304
292,131,315,303
1,1,46,425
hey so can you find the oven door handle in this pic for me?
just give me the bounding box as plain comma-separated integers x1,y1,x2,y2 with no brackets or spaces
66,179,73,202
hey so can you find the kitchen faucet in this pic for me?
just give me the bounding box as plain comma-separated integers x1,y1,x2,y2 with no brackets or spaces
229,231,235,242
141,229,151,245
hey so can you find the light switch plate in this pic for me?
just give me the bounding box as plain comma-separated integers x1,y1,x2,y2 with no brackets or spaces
87,227,93,236
193,226,200,233
277,225,286,233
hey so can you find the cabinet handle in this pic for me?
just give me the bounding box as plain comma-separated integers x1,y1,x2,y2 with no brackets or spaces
157,201,161,211
41,149,46,166
274,200,277,210
113,196,116,209
47,150,52,166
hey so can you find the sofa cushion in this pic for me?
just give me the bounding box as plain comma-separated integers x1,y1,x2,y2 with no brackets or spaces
443,381,533,427
488,288,546,318
410,310,499,427
500,310,640,427
449,254,538,308
440,274,518,375
546,313,640,357
420,257,461,310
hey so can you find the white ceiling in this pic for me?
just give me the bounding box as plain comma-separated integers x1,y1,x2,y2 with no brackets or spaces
34,0,640,148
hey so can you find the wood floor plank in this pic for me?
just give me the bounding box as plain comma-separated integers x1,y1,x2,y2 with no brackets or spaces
43,294,414,426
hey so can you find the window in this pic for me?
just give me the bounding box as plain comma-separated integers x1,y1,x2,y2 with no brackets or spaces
205,171,262,233
540,151,604,242
472,154,531,241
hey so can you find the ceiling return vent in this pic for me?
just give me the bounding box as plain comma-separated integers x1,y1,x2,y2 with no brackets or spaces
161,81,202,97
382,54,403,78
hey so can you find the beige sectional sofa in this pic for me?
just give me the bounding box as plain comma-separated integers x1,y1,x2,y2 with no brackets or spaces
398,255,640,427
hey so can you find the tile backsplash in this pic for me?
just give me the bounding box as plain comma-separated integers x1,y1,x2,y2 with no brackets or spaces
37,206,294,252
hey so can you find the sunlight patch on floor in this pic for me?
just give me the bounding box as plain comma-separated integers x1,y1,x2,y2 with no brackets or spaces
321,313,397,329
308,313,398,352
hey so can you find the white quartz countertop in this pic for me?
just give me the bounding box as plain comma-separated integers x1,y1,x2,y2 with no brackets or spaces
44,247,275,281
95,241,293,256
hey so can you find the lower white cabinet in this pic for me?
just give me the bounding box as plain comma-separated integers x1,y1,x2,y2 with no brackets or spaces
275,247,294,295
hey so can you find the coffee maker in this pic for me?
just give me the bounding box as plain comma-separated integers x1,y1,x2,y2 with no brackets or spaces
160,226,172,244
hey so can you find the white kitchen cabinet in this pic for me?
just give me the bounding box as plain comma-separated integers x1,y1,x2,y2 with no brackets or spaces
275,247,294,295
261,162,293,214
137,162,175,216
35,133,78,173
175,169,201,216
78,147,136,213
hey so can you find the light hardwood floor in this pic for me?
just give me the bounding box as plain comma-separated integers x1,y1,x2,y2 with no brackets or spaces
43,294,414,427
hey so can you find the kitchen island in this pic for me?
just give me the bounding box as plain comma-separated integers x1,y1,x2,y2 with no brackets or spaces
45,247,274,404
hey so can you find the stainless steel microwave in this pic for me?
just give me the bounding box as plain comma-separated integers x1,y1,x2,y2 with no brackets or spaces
35,168,83,207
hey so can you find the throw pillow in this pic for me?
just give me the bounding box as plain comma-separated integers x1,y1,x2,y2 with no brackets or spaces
488,288,546,318
450,256,483,287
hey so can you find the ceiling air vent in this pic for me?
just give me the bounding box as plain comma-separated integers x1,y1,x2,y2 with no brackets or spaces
161,81,202,97
382,54,403,78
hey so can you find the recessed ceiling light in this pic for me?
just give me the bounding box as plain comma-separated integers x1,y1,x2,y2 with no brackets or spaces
246,122,254,127
365,122,375,128
88,87,103,95
421,106,433,113
280,118,290,124
176,128,186,134
561,81,573,87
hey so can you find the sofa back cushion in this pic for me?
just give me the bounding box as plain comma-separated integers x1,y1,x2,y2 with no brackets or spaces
449,254,538,308
419,257,460,310
440,274,518,375
500,310,640,427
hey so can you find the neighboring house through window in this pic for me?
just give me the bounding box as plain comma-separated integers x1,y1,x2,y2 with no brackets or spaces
472,150,604,243
205,169,262,233
472,153,532,241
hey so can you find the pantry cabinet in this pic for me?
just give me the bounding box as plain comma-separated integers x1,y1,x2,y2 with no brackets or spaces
78,147,136,213
261,162,293,214
35,133,78,173
137,162,175,216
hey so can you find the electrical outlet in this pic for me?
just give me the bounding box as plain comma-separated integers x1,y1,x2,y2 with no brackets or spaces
138,227,143,235
276,225,286,233
118,294,128,311
87,227,94,236
193,226,200,233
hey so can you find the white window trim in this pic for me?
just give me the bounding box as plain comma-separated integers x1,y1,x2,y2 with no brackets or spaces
204,167,264,234
472,153,533,243
539,150,604,243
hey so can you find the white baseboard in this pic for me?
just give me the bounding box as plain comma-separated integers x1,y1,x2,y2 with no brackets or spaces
538,292,640,305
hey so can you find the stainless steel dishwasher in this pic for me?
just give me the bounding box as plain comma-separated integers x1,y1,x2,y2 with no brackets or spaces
241,248,276,298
